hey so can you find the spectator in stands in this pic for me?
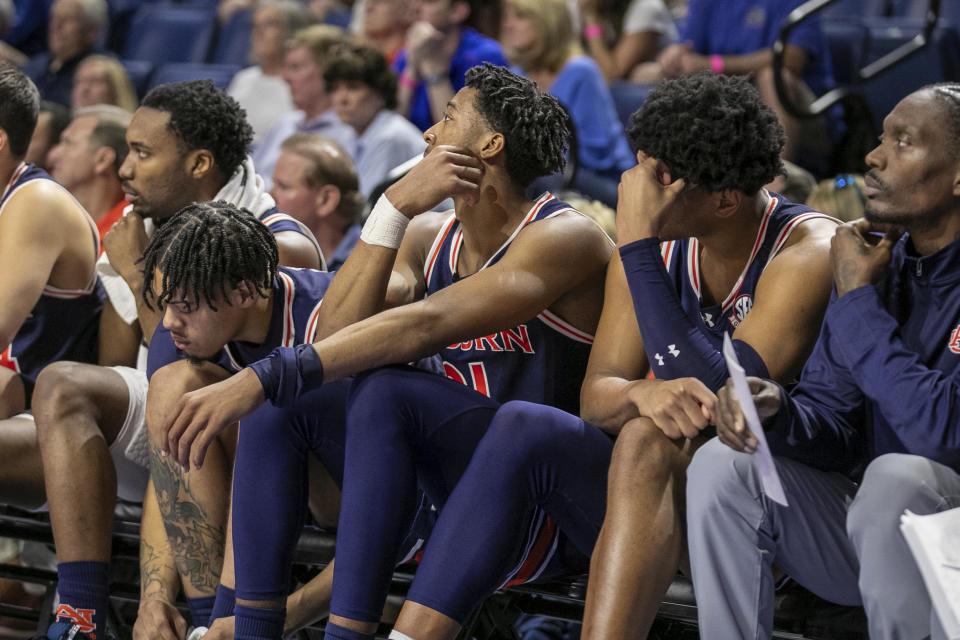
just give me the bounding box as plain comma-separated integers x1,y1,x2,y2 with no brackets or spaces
578,0,676,82
355,71,837,640
359,0,411,65
687,82,960,640
24,99,69,170
228,1,313,145
271,133,363,270
3,0,48,58
326,43,425,198
395,0,507,131
47,105,130,244
70,55,138,113
656,0,833,163
0,62,102,498
21,0,107,106
253,24,355,191
27,79,323,640
0,0,27,67
502,0,634,205
806,173,867,222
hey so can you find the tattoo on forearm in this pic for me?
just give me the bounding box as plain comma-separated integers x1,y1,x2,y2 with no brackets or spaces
140,537,178,600
150,447,225,594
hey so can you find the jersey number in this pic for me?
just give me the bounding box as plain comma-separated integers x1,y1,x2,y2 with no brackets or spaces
442,361,491,397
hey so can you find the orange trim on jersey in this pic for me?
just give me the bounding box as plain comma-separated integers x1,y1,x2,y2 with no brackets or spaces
718,194,777,313
448,227,464,274
538,309,594,344
278,271,296,347
305,300,324,343
424,215,458,288
767,212,837,265
660,240,676,269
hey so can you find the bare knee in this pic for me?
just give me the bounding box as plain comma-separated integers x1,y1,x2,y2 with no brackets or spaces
33,362,100,442
146,360,227,444
609,418,685,491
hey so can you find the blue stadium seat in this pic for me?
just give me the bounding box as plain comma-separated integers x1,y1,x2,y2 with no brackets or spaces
823,21,867,85
610,81,651,131
212,9,252,65
821,0,888,19
899,0,960,23
122,6,217,65
858,20,960,128
120,59,155,99
148,63,241,90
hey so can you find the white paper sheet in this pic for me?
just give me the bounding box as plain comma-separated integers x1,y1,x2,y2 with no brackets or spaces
900,508,960,639
722,333,789,506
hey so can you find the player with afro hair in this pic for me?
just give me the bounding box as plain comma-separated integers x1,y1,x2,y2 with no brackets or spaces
627,71,785,195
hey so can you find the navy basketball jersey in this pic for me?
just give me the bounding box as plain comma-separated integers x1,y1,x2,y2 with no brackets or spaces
654,191,833,380
260,208,327,271
0,162,103,382
423,193,594,416
148,266,335,378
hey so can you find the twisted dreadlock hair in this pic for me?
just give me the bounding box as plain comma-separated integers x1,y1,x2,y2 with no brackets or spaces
464,63,571,187
141,201,278,312
627,72,785,195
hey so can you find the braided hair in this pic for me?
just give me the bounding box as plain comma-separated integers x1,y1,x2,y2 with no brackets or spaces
465,63,571,187
141,201,278,312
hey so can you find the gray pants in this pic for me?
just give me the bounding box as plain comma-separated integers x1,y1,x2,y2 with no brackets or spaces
686,439,960,640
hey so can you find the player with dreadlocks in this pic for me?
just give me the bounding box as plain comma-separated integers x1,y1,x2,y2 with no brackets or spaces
151,63,613,640
28,79,324,640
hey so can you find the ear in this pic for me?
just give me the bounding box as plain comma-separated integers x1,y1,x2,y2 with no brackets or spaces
715,189,742,218
477,131,504,161
450,0,471,23
92,146,116,176
315,184,342,218
953,164,960,198
232,281,259,308
0,129,9,157
186,149,215,180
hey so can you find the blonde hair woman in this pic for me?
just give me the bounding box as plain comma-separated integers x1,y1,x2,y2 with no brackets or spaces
71,54,138,113
501,0,634,202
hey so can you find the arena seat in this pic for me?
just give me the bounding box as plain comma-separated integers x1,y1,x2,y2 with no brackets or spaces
858,19,960,129
211,8,253,65
823,21,868,85
148,63,242,90
610,81,651,130
120,59,155,99
122,5,217,65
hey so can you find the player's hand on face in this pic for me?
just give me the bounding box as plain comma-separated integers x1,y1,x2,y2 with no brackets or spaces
714,376,780,453
386,145,483,215
103,210,149,284
163,368,265,470
203,615,234,640
627,377,716,440
616,152,686,244
133,598,187,640
831,218,903,297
